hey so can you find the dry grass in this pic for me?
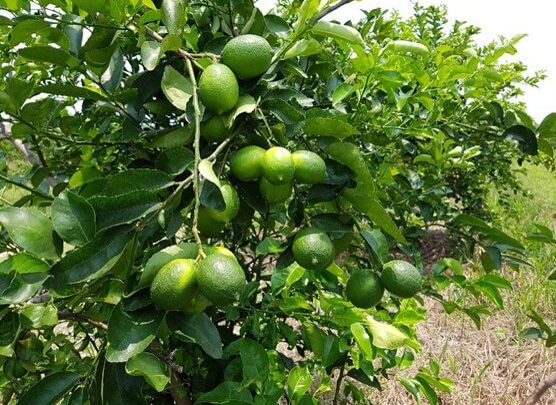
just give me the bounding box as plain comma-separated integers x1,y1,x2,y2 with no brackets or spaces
361,298,555,405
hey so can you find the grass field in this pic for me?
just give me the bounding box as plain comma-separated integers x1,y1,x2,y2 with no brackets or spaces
364,162,556,404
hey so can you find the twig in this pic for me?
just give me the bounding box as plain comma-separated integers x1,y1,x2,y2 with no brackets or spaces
228,0,238,36
523,373,556,405
58,310,108,331
311,0,355,24
170,372,191,405
333,363,345,405
184,59,205,257
0,173,53,200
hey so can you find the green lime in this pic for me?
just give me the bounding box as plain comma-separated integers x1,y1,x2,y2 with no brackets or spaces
262,146,295,185
199,63,239,114
150,259,198,311
292,150,327,184
205,245,236,259
292,227,336,271
229,145,266,181
221,34,274,79
206,183,240,223
201,115,231,143
198,206,226,237
259,177,292,204
346,269,384,308
197,253,246,306
381,260,422,298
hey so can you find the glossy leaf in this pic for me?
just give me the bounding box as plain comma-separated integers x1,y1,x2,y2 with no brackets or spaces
105,169,173,196
167,312,223,359
51,191,96,246
351,322,374,361
304,117,359,139
225,94,256,127
106,305,162,363
311,21,364,45
287,366,312,398
49,226,132,287
365,316,409,350
503,125,538,155
140,41,161,71
125,352,170,392
0,207,59,260
89,191,160,231
156,146,194,176
161,65,193,110
18,371,80,405
161,0,186,35
18,46,80,67
37,84,106,101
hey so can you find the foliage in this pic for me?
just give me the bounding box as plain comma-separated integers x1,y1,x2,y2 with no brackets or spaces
0,0,554,404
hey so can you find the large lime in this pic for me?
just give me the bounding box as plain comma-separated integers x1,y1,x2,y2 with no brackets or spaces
229,145,266,181
380,260,422,298
221,34,274,79
199,63,239,114
196,253,246,306
259,177,292,204
292,150,327,184
200,115,231,143
292,227,336,271
150,259,198,311
262,146,295,185
346,269,384,308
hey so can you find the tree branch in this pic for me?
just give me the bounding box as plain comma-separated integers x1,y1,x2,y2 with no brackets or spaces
170,372,192,405
0,173,53,200
333,363,346,405
524,373,556,405
58,311,108,330
311,0,355,24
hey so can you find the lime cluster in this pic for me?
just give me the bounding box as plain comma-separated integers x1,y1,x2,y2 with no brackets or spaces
198,35,273,142
229,146,327,204
150,247,246,312
345,260,422,308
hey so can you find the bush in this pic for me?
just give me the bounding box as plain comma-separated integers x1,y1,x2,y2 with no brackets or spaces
0,1,554,404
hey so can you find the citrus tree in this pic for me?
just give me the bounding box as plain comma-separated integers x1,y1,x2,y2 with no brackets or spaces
0,0,554,404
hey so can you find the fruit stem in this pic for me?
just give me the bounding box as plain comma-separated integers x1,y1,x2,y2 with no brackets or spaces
184,58,205,258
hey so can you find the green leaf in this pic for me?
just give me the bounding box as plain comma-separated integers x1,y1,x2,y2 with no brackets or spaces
52,191,96,246
311,21,364,45
475,282,504,309
0,207,59,260
166,312,223,359
89,191,161,231
37,84,106,101
351,322,374,361
10,18,49,45
0,253,49,305
343,190,407,245
106,305,162,363
138,242,198,288
304,117,358,139
224,338,269,386
293,0,320,34
197,381,253,404
140,41,161,71
225,94,257,128
92,355,147,405
287,366,312,398
478,274,512,290
503,125,538,155
147,126,194,149
284,38,322,59
161,66,193,111
69,167,103,189
156,146,194,176
73,0,105,14
20,304,58,329
198,159,221,187
361,229,388,264
256,237,285,256
161,0,186,35
365,316,409,350
0,312,20,356
18,46,80,67
261,98,305,125
105,169,174,196
332,82,358,105
48,226,132,287
125,352,170,392
538,112,556,139
18,371,80,405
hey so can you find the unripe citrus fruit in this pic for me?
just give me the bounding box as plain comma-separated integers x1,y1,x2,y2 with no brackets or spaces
262,146,295,185
201,115,231,143
259,177,292,204
206,183,240,223
205,245,236,259
198,206,226,237
221,34,274,79
230,145,265,181
197,253,246,306
292,227,335,271
150,259,198,311
381,260,422,298
346,269,384,308
199,63,239,114
292,150,327,184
